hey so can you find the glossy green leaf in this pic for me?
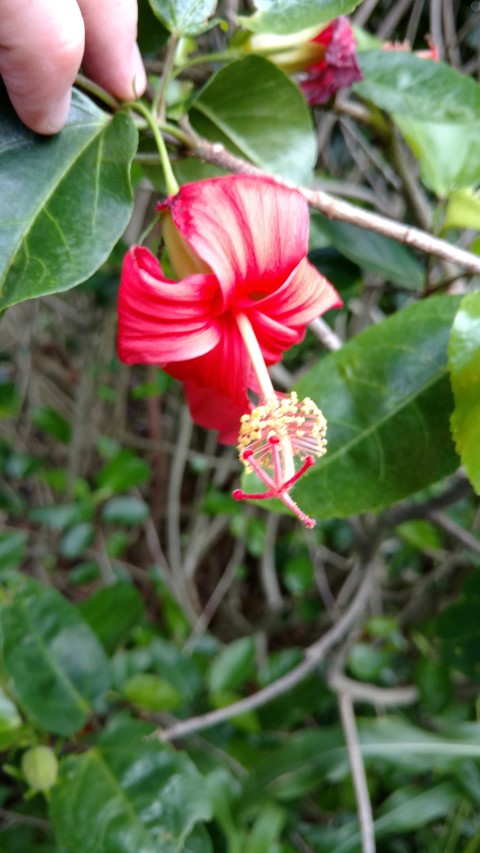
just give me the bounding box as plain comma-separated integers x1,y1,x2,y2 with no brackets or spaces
0,580,110,735
415,659,452,714
312,215,424,288
356,52,480,123
29,502,91,531
444,189,480,231
0,687,22,749
334,783,461,853
31,407,71,444
293,296,460,519
395,116,480,196
0,89,137,310
190,56,316,184
148,0,217,35
448,291,480,494
437,600,480,681
101,495,150,525
50,717,212,853
96,449,150,495
242,719,480,810
246,804,285,853
208,636,256,694
59,521,94,559
238,0,362,34
80,583,145,655
0,530,26,574
122,673,183,711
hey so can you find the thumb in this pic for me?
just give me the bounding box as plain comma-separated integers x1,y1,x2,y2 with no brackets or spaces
0,0,85,134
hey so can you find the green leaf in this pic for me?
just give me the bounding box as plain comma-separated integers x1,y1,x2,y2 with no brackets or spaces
0,687,22,750
0,89,137,309
96,449,150,495
437,600,480,681
80,583,145,655
122,673,183,711
31,407,71,444
208,636,256,694
312,215,424,288
394,116,480,197
111,638,203,702
444,189,480,231
355,52,480,123
415,659,452,714
0,530,26,574
238,0,362,34
101,495,150,525
50,716,212,853
29,502,91,531
148,0,217,35
59,521,94,559
0,580,110,735
293,296,461,519
190,56,316,184
334,783,461,853
448,291,480,494
246,804,285,853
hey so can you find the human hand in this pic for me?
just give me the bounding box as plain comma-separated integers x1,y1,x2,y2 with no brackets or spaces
0,0,146,135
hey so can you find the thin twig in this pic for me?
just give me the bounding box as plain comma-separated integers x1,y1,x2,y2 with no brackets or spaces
260,513,283,611
309,317,343,351
183,535,246,652
187,139,480,275
384,476,472,526
330,673,418,707
166,404,192,575
429,510,480,556
157,552,378,741
338,690,376,853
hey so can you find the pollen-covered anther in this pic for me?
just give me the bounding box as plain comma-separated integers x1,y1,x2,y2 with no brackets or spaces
237,392,327,471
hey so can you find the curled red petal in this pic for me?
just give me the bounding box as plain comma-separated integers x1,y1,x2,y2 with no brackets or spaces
246,258,342,363
159,175,311,310
118,246,221,365
163,313,250,405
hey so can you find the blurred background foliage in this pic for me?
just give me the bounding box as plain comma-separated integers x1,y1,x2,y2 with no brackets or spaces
1,0,480,850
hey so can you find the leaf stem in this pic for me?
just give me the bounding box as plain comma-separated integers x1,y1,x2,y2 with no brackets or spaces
129,102,179,196
74,74,120,111
153,33,179,122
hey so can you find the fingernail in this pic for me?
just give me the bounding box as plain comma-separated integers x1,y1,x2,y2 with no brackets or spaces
130,44,147,98
37,91,72,135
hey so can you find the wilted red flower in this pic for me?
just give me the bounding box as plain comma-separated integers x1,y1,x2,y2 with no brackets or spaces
118,174,341,524
299,17,363,105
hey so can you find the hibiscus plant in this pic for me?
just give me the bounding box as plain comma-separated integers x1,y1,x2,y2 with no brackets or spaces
1,0,480,851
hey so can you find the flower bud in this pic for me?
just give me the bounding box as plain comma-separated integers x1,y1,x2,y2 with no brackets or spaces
21,745,58,792
248,26,326,74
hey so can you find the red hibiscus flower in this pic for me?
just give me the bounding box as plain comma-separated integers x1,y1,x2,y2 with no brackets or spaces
118,174,341,525
299,17,363,106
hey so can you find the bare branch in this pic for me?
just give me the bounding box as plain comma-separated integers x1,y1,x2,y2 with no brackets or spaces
187,138,480,275
338,691,376,853
158,552,379,742
330,673,418,707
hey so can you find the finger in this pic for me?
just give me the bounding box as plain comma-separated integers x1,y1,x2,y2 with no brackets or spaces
78,0,146,101
0,0,85,134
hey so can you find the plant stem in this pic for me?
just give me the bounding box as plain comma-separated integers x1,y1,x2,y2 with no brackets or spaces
129,102,179,196
185,136,480,276
75,74,120,110
154,33,179,122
